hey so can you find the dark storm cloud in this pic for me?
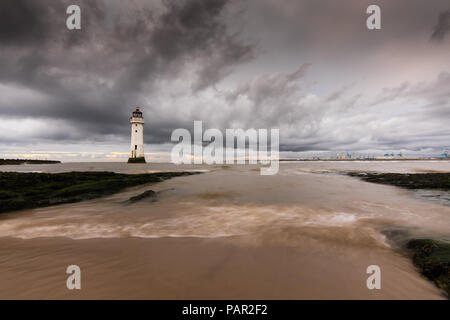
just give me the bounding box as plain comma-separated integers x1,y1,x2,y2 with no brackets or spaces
151,0,230,59
0,0,49,45
0,0,255,144
0,1,71,46
431,9,450,41
115,0,255,93
226,64,310,106
1,0,450,155
0,0,105,48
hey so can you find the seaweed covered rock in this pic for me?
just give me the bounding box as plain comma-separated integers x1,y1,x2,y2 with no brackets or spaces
406,239,450,297
0,171,200,214
0,159,61,165
347,172,450,190
127,190,157,203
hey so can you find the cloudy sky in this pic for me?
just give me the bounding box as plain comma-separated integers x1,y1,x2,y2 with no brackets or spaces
1,0,449,161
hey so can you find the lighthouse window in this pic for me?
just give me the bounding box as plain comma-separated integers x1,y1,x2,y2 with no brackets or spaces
135,130,138,133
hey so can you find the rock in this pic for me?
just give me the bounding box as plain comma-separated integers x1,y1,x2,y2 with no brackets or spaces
0,171,200,214
347,172,450,190
406,239,450,297
127,190,157,203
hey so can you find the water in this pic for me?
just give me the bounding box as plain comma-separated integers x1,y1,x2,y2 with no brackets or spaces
0,161,449,299
413,189,450,207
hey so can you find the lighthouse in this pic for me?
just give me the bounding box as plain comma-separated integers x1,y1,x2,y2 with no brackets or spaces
128,108,146,163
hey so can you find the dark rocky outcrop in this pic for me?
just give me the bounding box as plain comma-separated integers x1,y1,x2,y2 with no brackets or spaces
0,159,61,165
347,172,450,190
127,190,157,203
0,171,200,214
406,239,450,297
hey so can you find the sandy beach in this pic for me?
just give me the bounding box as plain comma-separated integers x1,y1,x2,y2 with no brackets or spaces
0,161,449,299
0,236,443,300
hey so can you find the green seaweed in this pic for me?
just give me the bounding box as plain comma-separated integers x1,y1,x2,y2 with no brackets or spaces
406,239,450,297
347,172,450,190
0,171,199,214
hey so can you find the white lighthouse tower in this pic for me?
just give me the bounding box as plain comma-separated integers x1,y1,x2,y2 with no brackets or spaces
128,108,146,163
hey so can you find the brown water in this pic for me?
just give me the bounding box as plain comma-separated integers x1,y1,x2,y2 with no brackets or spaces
0,161,449,299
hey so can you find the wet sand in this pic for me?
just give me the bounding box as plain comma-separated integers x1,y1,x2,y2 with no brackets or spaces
0,236,443,299
0,161,449,299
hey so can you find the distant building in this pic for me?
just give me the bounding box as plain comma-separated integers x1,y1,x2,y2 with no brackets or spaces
128,108,146,163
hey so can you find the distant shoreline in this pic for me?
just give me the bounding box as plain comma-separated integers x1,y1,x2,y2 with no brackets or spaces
280,158,449,162
1,158,448,165
0,159,61,165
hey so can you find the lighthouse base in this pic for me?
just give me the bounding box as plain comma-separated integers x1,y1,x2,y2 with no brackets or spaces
127,157,146,164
